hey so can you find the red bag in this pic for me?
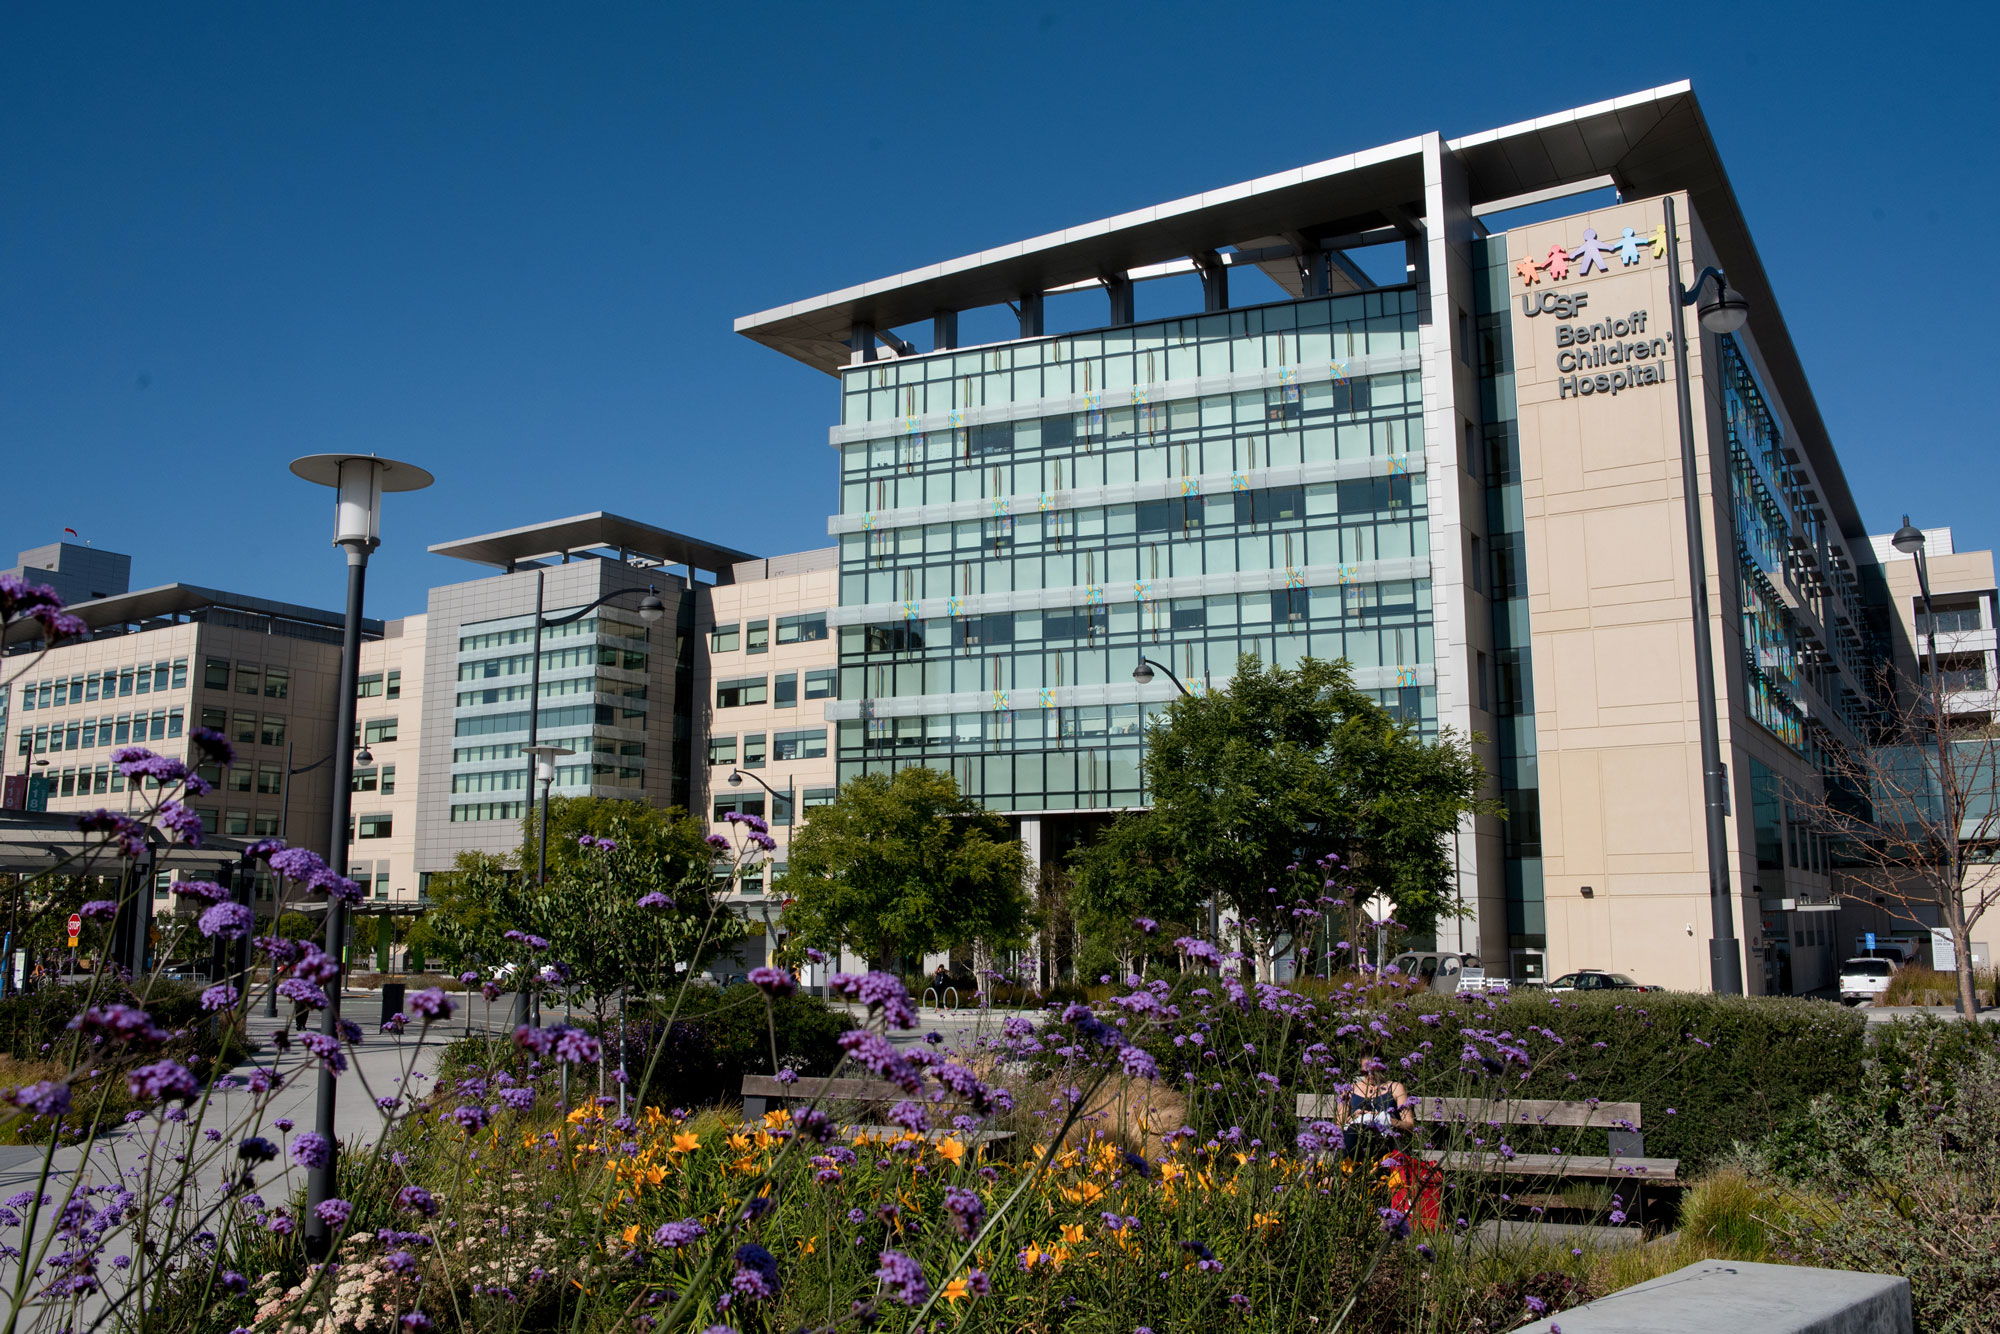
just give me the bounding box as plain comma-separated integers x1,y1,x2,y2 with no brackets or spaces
1382,1150,1444,1231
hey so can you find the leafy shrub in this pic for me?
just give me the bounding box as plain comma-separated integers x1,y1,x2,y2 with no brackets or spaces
1042,984,1865,1175
1758,1022,2000,1332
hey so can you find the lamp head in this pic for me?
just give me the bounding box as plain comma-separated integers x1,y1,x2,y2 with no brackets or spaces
1891,516,1927,557
1131,661,1155,686
523,743,574,785
637,585,667,622
1696,279,1749,334
728,769,744,788
355,746,374,767
288,453,434,551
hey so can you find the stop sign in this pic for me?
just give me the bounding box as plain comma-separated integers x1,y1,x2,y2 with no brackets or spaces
68,913,81,935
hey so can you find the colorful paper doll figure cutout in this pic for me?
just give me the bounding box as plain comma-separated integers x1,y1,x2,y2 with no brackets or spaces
1650,224,1667,260
1515,254,1540,287
1541,245,1570,281
1615,228,1647,266
1569,228,1611,276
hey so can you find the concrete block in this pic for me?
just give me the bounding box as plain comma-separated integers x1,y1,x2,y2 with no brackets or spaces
1515,1259,1910,1334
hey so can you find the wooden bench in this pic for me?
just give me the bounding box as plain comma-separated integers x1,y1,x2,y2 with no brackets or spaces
1295,1094,1679,1187
741,1074,1013,1147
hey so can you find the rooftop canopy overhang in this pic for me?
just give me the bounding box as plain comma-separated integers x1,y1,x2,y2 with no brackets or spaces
428,511,756,580
1,582,379,651
736,81,1864,544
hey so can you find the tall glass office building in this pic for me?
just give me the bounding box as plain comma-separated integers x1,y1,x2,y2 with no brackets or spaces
738,83,1908,994
825,289,1434,813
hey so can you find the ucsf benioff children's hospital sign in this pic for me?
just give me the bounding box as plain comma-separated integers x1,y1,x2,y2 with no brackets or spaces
1511,213,1674,401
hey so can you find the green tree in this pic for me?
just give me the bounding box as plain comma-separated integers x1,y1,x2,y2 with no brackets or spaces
1069,813,1205,979
776,767,1031,970
412,797,743,1009
1081,654,1493,979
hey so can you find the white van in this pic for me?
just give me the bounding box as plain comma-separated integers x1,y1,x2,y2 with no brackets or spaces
1838,957,1895,1005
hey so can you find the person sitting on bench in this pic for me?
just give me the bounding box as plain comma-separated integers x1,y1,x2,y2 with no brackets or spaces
1337,1047,1414,1164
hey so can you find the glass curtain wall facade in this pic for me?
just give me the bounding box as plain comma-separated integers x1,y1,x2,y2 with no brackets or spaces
1472,237,1545,962
446,608,659,823
826,290,1437,810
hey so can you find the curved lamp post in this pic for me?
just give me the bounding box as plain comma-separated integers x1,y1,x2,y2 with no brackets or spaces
289,452,431,1255
1661,196,1751,996
262,742,371,1017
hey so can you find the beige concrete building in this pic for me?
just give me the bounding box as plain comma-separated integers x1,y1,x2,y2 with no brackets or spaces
343,614,427,906
737,82,1990,994
3,572,367,919
694,550,839,974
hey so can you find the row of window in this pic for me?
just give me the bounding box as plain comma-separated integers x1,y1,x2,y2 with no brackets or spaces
457,614,642,654
457,642,645,681
352,765,397,794
451,737,645,765
708,613,829,654
18,708,184,755
706,729,829,767
839,289,1422,429
204,658,292,699
17,658,187,710
356,670,403,699
349,859,397,900
714,670,838,709
455,675,622,708
450,762,646,794
451,702,608,738
709,788,837,827
203,707,288,749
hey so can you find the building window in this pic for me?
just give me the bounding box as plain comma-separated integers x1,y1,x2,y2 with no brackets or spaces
358,814,393,839
803,669,836,700
235,664,261,695
773,729,827,761
363,718,399,745
357,673,384,698
265,667,288,699
712,795,766,822
204,658,229,690
777,613,828,644
715,677,767,708
257,764,282,795
774,673,797,708
708,735,737,766
380,764,396,795
386,670,401,699
118,668,134,697
171,658,188,689
252,812,277,836
225,810,252,836
801,786,838,810
746,619,769,654
742,734,766,769
353,768,380,793
201,707,226,732
261,715,286,747
233,712,258,746
167,708,182,739
710,623,740,653
229,766,253,793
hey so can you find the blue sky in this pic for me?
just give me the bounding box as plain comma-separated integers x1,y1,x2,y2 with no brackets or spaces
4,3,1995,619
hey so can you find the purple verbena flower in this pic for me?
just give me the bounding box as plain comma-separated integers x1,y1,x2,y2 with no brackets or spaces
198,902,254,940
289,1132,332,1170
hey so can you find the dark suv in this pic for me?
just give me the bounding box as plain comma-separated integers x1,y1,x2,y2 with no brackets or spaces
1544,970,1651,993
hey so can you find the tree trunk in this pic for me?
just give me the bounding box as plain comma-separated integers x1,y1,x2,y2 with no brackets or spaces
1945,886,1982,1014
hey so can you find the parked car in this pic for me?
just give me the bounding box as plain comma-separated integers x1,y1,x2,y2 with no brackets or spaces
1838,956,1896,1005
1388,951,1494,994
1544,969,1652,993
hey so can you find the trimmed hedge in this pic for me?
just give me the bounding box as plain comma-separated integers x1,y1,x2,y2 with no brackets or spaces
1067,985,1868,1175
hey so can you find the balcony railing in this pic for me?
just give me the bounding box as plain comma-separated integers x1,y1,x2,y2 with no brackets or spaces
1916,609,1984,635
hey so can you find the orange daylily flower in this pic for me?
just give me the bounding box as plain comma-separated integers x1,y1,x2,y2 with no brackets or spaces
935,1137,966,1166
1060,1223,1086,1245
671,1132,701,1154
942,1277,970,1305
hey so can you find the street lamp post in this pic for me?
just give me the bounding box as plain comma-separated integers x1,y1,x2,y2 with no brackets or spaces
1890,518,1975,1015
1132,656,1224,955
726,766,792,987
289,452,432,1257
524,746,576,888
265,741,370,1017
1662,195,1751,996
